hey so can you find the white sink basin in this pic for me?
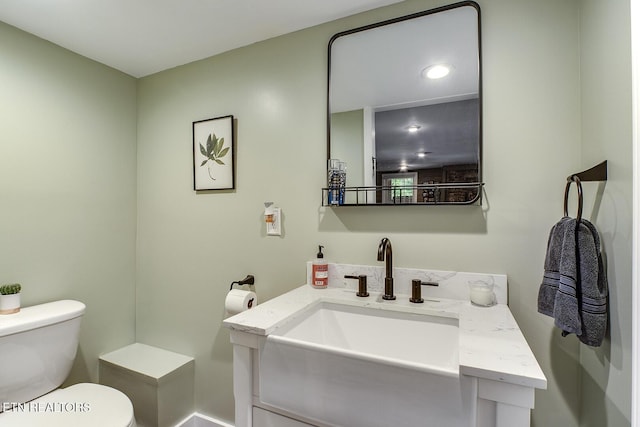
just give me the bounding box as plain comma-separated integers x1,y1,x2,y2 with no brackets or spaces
271,301,459,375
259,301,476,427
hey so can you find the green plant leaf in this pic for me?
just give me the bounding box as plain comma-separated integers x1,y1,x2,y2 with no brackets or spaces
0,283,20,295
200,160,208,167
213,137,224,156
199,143,207,157
206,133,215,155
218,147,230,159
215,159,225,165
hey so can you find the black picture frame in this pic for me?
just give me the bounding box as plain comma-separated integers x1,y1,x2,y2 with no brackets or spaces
193,115,235,191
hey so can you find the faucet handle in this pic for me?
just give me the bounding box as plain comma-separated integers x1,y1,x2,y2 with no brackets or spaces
410,279,439,303
345,275,369,297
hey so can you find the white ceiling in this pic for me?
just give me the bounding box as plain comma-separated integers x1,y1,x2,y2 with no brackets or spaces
0,0,405,77
330,5,478,113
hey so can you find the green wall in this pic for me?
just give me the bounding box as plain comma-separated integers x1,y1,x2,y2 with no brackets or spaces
331,109,365,190
136,0,606,424
0,0,632,425
0,22,137,382
579,0,632,425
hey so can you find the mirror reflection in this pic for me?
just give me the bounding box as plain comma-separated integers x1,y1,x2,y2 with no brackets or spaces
327,2,482,205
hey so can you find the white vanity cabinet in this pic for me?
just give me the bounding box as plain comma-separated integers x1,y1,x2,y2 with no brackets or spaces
229,330,540,427
224,273,546,427
230,334,316,427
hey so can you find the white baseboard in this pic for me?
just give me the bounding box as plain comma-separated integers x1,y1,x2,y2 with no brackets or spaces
175,412,234,427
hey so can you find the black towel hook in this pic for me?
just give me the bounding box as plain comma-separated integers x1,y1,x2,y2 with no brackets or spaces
564,175,583,222
563,161,607,222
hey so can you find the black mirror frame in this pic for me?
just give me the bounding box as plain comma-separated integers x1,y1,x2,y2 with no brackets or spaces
326,1,483,206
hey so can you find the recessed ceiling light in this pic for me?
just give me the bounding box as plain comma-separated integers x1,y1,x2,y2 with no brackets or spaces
407,125,421,133
417,152,426,158
422,64,452,80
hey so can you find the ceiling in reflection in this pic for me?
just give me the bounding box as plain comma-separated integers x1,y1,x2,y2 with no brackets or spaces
374,99,479,172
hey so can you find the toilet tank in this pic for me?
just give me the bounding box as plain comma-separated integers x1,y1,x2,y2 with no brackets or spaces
0,300,85,407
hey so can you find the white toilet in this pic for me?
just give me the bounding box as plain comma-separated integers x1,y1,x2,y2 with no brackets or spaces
0,300,136,426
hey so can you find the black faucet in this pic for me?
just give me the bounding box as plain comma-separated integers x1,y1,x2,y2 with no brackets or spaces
410,279,439,303
377,238,395,300
345,275,369,297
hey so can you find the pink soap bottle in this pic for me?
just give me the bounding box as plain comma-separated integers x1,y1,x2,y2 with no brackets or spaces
311,245,328,288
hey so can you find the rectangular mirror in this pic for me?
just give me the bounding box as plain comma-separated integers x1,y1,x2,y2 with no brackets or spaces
327,1,482,206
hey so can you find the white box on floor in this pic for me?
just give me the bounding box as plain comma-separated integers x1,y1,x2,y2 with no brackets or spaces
99,343,195,427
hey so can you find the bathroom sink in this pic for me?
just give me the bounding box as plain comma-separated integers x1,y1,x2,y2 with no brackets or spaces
259,301,475,427
269,301,459,375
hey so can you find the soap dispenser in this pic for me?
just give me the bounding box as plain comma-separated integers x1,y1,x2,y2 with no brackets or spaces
311,246,328,288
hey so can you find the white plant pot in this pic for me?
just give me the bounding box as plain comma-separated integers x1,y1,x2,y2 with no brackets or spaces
0,293,20,314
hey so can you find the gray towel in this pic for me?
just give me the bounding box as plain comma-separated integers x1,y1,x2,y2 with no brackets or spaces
577,220,608,346
538,217,608,347
538,217,572,316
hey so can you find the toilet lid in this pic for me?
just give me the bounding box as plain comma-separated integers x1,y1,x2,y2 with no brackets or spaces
0,383,136,427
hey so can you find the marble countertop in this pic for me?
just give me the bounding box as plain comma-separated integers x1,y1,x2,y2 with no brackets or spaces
224,285,547,390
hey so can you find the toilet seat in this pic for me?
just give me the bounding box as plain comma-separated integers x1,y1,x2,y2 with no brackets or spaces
0,383,136,427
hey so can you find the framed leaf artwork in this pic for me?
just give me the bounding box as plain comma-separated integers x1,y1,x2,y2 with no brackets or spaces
193,115,235,191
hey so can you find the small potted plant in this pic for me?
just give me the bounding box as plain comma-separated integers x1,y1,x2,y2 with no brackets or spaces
0,284,21,314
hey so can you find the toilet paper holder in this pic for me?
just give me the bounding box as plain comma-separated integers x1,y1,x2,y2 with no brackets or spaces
229,275,255,290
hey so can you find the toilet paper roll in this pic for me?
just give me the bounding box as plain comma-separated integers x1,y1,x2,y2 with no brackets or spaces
225,289,258,315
